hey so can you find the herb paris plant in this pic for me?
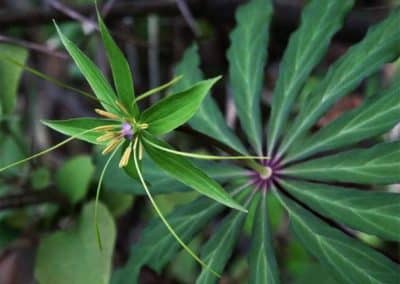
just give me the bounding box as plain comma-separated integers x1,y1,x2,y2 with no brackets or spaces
0,8,271,276
114,0,400,283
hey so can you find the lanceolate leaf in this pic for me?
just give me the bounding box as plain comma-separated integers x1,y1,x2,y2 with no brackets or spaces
248,194,280,284
287,80,400,162
251,195,280,282
55,23,119,114
0,44,28,115
227,0,273,154
112,197,225,284
284,142,400,184
98,152,245,195
141,77,221,135
42,118,118,145
275,190,399,284
97,12,139,116
279,9,400,155
171,44,246,154
196,192,249,284
281,179,400,241
267,0,354,154
143,135,247,212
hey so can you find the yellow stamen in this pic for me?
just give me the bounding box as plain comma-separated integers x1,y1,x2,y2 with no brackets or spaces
94,125,119,131
119,144,132,168
138,123,149,130
138,141,144,160
102,138,122,154
96,132,117,143
95,108,119,120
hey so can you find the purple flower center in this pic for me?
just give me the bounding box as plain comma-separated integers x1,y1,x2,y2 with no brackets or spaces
121,122,134,140
249,157,282,193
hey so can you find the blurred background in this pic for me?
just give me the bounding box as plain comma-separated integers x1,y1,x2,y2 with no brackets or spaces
0,0,399,283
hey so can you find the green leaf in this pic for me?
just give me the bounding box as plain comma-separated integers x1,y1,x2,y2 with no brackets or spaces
227,0,272,153
171,44,246,154
279,9,400,155
196,192,249,283
112,197,224,284
284,141,400,184
142,135,247,212
56,155,95,204
294,263,340,284
54,23,119,114
35,201,116,284
0,44,28,115
281,179,400,241
288,81,400,161
141,77,220,135
97,12,139,116
97,149,244,195
248,194,279,284
101,191,134,218
267,0,354,154
0,135,26,177
31,167,51,190
275,190,399,284
42,118,119,145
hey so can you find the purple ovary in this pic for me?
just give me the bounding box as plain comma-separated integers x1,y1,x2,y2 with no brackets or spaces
121,122,134,140
249,157,282,192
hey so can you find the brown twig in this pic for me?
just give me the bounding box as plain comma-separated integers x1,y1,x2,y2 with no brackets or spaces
0,34,67,59
49,0,97,34
176,0,200,37
48,0,148,47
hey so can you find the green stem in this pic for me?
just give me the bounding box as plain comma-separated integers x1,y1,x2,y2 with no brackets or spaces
135,75,183,102
132,137,220,278
245,159,268,176
94,142,122,250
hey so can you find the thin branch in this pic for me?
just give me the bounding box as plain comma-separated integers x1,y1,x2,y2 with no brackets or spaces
0,34,67,59
176,0,200,37
48,0,148,47
101,0,118,17
49,0,98,34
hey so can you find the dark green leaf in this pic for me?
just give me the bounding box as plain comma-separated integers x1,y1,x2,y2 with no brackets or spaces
284,142,400,184
288,81,400,161
96,150,243,195
42,118,119,145
275,190,399,284
248,194,279,284
35,202,116,284
97,12,139,116
56,155,95,204
112,197,224,284
55,23,119,114
31,167,51,190
0,44,28,115
172,44,246,154
196,192,249,283
142,135,247,212
281,179,400,241
267,0,354,154
227,0,273,153
279,9,400,155
142,77,220,135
